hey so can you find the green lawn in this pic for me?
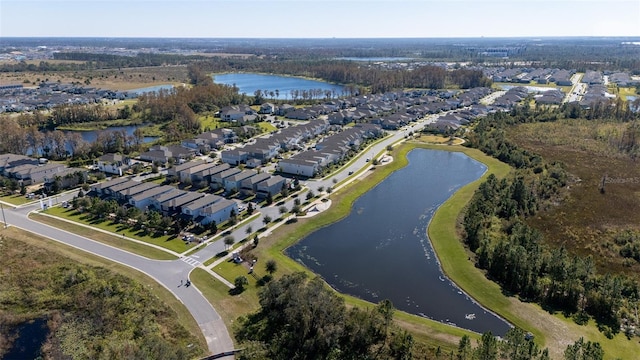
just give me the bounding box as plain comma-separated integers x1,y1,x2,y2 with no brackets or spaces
31,213,177,260
0,193,32,206
200,114,220,131
41,206,190,254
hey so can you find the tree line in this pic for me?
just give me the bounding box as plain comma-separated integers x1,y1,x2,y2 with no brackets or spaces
463,110,640,340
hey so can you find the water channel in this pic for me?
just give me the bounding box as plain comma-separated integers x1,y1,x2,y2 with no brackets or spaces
287,149,512,335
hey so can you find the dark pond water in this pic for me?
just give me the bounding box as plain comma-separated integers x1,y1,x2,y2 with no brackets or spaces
212,73,347,99
4,318,49,360
287,149,512,335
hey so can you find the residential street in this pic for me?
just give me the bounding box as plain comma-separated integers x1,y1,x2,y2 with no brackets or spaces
0,105,461,357
4,201,234,356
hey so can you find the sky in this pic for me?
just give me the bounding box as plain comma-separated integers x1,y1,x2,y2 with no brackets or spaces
1,0,639,38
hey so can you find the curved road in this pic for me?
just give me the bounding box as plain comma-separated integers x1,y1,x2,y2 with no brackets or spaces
2,106,455,356
4,202,235,355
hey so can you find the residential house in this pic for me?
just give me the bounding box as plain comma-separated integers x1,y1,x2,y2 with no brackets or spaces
0,154,38,175
239,172,271,195
177,161,220,183
160,191,205,215
220,149,248,165
259,102,275,114
139,145,195,165
210,167,241,190
278,154,322,177
200,199,238,225
115,182,158,201
223,169,257,193
167,159,206,178
104,180,141,198
95,153,130,176
43,167,88,191
276,104,294,116
90,177,131,196
256,175,287,198
7,162,67,185
148,188,187,212
128,185,175,210
182,194,224,219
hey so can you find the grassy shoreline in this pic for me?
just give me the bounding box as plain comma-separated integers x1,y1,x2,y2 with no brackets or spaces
194,142,510,354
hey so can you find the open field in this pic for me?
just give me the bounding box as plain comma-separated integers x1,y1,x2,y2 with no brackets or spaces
0,65,189,90
0,226,206,357
507,119,640,276
31,210,179,260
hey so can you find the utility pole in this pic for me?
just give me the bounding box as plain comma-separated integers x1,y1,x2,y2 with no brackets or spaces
1,203,6,229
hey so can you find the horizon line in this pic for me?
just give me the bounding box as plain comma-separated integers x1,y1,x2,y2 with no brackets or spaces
2,35,640,40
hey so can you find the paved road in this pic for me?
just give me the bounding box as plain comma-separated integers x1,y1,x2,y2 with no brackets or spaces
2,97,487,356
4,200,235,356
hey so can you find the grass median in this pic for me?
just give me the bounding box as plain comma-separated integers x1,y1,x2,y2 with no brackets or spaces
31,211,178,260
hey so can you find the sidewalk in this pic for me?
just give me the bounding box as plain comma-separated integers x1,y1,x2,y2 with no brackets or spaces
35,210,182,258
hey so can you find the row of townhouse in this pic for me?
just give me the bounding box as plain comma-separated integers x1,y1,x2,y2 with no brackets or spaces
484,67,576,86
278,124,383,177
493,87,529,108
0,153,87,188
426,105,494,133
221,119,331,167
218,88,492,169
138,144,197,165
181,128,238,154
90,178,237,225
168,159,288,197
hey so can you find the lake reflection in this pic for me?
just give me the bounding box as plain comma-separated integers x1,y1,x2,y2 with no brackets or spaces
287,149,512,335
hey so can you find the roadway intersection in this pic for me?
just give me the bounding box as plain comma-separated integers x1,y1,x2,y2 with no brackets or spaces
1,109,448,356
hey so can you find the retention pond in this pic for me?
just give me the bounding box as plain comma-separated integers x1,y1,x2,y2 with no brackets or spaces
287,149,512,335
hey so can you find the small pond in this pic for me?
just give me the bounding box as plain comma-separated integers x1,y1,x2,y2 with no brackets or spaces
287,149,512,335
4,318,49,359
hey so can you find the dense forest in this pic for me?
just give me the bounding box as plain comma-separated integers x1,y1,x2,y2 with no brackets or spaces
0,235,203,359
462,108,640,340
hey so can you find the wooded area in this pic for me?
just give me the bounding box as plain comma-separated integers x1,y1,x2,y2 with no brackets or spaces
462,108,640,342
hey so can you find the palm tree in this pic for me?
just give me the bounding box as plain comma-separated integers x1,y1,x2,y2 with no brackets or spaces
265,260,277,275
234,276,248,292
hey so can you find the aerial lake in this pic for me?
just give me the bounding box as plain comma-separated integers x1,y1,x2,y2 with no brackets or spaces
287,149,512,335
212,73,347,99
